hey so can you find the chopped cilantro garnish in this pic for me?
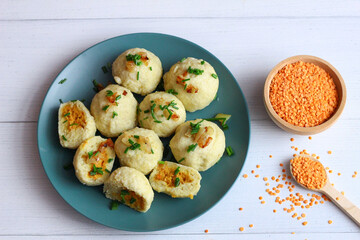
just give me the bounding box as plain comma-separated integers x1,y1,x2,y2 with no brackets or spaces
187,143,198,152
62,135,67,141
211,73,218,79
166,89,178,95
101,66,108,73
102,105,109,111
175,177,180,187
201,60,205,65
58,78,67,84
112,111,118,118
187,66,204,75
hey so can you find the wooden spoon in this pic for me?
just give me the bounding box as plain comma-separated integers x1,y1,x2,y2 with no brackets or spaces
290,154,360,227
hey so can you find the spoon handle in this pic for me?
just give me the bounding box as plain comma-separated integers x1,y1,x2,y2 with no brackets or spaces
322,183,360,227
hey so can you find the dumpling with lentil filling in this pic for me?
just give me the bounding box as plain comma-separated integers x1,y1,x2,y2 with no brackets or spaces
104,166,154,213
163,57,219,112
114,127,163,175
137,91,186,137
112,48,163,96
73,136,116,186
149,161,201,199
90,84,138,137
58,100,96,149
169,119,226,171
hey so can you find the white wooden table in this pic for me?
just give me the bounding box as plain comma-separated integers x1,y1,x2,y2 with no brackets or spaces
1,1,360,239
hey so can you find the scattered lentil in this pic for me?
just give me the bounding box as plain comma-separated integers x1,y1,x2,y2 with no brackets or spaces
204,229,209,233
239,227,244,232
328,220,333,224
243,174,248,178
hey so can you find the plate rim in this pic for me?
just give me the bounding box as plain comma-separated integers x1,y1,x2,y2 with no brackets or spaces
37,32,251,232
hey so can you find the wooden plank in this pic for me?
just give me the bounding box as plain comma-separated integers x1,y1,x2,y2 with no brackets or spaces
0,0,360,20
1,121,359,235
0,18,360,122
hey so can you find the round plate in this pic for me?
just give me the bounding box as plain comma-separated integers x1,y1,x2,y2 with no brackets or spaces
37,33,250,231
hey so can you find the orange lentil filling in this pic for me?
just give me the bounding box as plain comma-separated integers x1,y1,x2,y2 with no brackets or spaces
291,156,327,189
62,104,86,130
114,189,145,211
86,139,114,179
269,61,338,127
155,163,193,187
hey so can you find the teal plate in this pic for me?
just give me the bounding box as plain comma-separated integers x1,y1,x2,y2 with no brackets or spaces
37,33,250,231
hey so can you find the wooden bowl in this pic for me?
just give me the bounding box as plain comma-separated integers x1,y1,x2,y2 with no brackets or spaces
263,55,346,135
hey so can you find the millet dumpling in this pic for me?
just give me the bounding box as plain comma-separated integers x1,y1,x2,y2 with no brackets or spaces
112,48,162,95
104,167,154,212
90,84,137,137
169,119,226,171
163,57,219,112
114,127,163,175
73,136,115,186
137,91,186,137
58,100,96,149
149,161,201,199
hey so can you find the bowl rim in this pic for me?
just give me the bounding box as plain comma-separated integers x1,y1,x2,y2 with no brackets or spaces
263,55,347,135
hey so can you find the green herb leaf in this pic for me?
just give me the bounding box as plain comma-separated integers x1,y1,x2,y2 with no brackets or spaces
63,120,68,124
126,54,143,66
190,120,204,135
149,66,152,71
88,151,93,159
101,66,108,73
130,197,136,204
110,200,119,210
187,66,204,75
112,111,118,118
59,99,63,104
102,105,109,111
62,135,67,141
158,161,165,164
151,103,162,123
178,158,185,163
226,146,234,156
106,90,114,96
180,57,186,62
92,79,103,93
175,177,180,187
137,71,139,80
121,190,129,195
107,62,112,71
115,95,121,101
211,73,218,79
201,60,205,65
144,110,150,113
174,167,180,175
105,169,111,173
69,123,78,126
94,151,99,157
151,148,154,154
63,112,70,117
124,147,130,154
133,135,139,139
58,78,67,84
166,89,178,95
108,158,114,163
187,143,198,152
90,164,103,176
